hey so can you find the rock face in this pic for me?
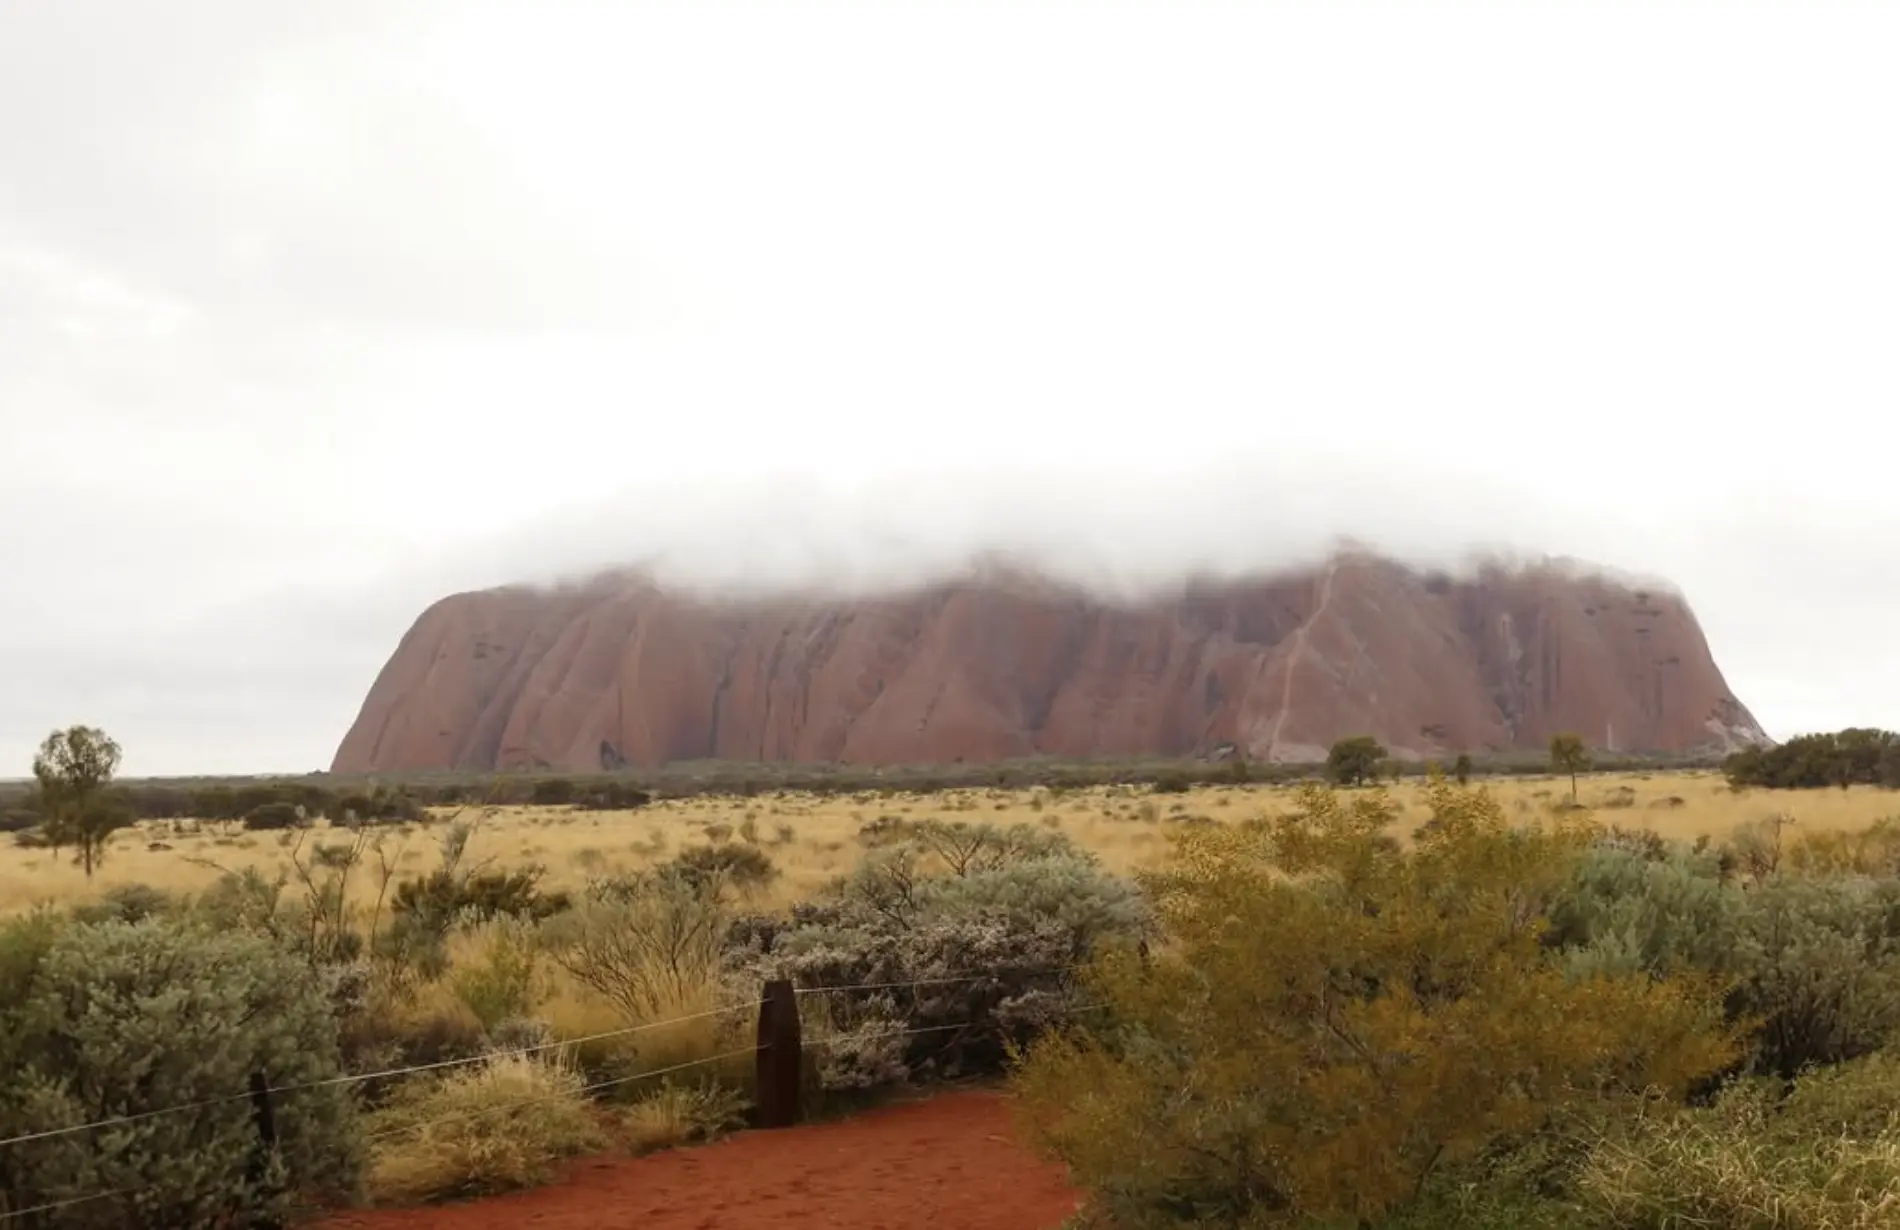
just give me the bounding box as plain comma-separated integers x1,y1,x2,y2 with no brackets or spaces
331,553,1768,774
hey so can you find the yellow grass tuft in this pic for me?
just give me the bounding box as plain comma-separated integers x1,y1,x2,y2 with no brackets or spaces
612,1081,751,1154
365,1052,604,1204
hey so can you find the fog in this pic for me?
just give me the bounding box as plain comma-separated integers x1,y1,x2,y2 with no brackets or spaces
1,2,1896,774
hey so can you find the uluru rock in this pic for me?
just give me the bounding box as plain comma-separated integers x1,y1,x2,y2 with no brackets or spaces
330,552,1769,774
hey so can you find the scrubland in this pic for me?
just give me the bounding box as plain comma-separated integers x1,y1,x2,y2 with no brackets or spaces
7,764,1900,1228
4,768,1887,912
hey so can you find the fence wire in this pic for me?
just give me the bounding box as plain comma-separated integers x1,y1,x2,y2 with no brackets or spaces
0,997,763,1151
0,971,1112,1222
0,1187,135,1225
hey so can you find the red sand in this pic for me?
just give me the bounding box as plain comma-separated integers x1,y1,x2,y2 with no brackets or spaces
318,1090,1082,1230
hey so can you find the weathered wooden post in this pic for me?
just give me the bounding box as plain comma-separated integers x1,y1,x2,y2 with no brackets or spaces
247,1070,284,1230
755,979,803,1128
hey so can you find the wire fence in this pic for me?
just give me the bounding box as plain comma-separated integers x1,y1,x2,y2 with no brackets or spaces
360,1043,767,1147
0,967,1106,1225
0,997,766,1152
0,967,1088,1152
0,1188,134,1226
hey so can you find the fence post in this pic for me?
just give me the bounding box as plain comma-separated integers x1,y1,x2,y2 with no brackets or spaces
755,979,802,1129
246,1071,283,1230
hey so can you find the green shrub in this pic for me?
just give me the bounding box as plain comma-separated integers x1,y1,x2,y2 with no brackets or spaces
1150,770,1192,795
243,801,306,831
1326,735,1387,786
1724,728,1900,791
0,916,362,1226
67,882,177,927
529,778,575,806
335,788,424,824
574,782,652,811
451,917,543,1031
391,867,569,934
666,841,777,891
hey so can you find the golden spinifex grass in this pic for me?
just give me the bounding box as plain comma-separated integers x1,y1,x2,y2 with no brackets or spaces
5,770,1895,913
1577,1055,1900,1229
363,1052,604,1203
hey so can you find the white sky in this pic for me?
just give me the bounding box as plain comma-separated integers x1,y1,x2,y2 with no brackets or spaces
1,1,1895,775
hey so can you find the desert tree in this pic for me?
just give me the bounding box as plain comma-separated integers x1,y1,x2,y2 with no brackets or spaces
1549,732,1591,802
31,725,129,879
1325,735,1386,787
1452,752,1473,786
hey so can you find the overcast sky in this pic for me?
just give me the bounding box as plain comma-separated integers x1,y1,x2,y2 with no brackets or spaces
2,1,1895,776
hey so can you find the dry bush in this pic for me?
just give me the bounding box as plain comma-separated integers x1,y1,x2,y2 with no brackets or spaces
365,1052,602,1204
534,869,753,1085
540,868,733,1027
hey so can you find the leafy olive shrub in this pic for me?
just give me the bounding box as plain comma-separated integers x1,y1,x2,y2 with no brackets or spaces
1011,781,1738,1230
529,778,576,806
732,820,1148,1091
0,915,361,1228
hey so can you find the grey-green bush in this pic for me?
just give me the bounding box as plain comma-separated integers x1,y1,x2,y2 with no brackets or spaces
1729,874,1900,1075
737,825,1148,1090
1546,843,1739,977
0,915,362,1228
1548,840,1900,1076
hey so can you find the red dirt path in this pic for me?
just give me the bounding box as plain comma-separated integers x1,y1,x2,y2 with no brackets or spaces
319,1089,1082,1230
